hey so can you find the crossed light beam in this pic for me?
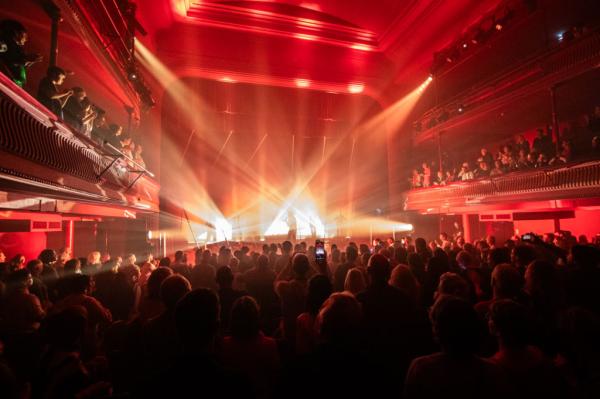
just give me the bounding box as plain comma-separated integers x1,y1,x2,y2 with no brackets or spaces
135,39,431,241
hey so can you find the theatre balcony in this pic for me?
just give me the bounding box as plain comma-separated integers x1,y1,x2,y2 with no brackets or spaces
404,159,600,214
0,72,159,213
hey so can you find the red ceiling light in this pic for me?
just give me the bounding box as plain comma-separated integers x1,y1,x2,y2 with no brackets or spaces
220,77,236,83
350,43,374,52
295,78,311,88
294,33,318,41
348,83,364,94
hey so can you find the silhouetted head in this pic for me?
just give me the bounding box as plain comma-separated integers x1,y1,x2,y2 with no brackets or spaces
367,254,391,285
282,241,293,253
436,272,470,300
306,274,333,315
317,293,362,346
43,306,87,351
345,245,359,262
292,253,310,279
230,296,260,340
430,296,481,355
38,249,57,265
160,274,191,311
175,289,220,351
491,263,523,299
147,267,173,299
257,254,269,269
216,266,234,288
489,299,530,349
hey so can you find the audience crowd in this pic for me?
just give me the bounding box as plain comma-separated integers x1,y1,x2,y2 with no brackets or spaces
0,19,145,169
0,229,599,398
411,108,600,188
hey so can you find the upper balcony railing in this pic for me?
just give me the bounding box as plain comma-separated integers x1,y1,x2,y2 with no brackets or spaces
413,28,600,143
404,159,600,213
0,73,158,211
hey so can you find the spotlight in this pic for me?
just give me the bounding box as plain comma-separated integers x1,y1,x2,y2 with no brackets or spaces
495,23,503,31
220,76,236,83
458,104,464,113
128,71,138,81
295,78,310,88
350,43,373,51
348,83,364,94
462,43,468,49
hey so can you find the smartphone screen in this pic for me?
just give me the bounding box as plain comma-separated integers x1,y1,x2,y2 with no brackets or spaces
315,242,326,262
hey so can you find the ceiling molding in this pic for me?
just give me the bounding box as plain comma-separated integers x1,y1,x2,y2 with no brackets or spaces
173,1,379,52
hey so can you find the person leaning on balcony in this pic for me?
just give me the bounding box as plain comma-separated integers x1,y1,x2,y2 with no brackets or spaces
0,19,42,88
458,162,474,181
411,169,422,188
37,66,72,119
63,86,87,131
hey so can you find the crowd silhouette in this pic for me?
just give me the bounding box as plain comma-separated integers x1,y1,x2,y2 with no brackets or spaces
0,231,599,398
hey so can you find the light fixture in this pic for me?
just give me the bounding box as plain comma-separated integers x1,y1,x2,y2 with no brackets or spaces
350,43,373,51
295,33,317,41
295,78,310,88
348,83,364,94
127,69,138,81
458,104,465,113
220,76,236,83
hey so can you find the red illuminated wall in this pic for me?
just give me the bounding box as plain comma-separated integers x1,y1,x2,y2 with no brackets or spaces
0,232,47,263
514,210,600,241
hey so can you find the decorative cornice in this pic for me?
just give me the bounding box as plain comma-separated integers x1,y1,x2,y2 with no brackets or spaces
174,1,379,52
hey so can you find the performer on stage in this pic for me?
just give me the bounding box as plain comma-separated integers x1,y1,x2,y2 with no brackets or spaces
286,209,297,242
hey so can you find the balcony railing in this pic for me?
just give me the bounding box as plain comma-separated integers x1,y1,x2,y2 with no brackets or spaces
404,159,600,212
0,73,158,211
414,28,600,143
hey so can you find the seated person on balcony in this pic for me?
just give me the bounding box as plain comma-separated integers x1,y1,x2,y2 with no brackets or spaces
592,136,600,156
91,110,110,143
490,160,504,176
422,162,432,187
133,144,146,169
433,170,445,185
514,134,530,155
587,105,600,134
535,152,549,168
411,169,422,188
101,123,123,149
79,98,98,138
63,87,87,131
37,66,72,119
549,139,572,166
526,151,537,167
475,159,490,177
0,19,42,88
458,162,474,181
515,149,529,169
479,148,494,167
533,128,554,158
500,145,515,170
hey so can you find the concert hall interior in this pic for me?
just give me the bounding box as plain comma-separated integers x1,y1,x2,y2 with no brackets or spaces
1,0,600,398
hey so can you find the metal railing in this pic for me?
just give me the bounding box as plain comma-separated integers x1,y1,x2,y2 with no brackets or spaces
0,73,156,194
405,159,600,211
